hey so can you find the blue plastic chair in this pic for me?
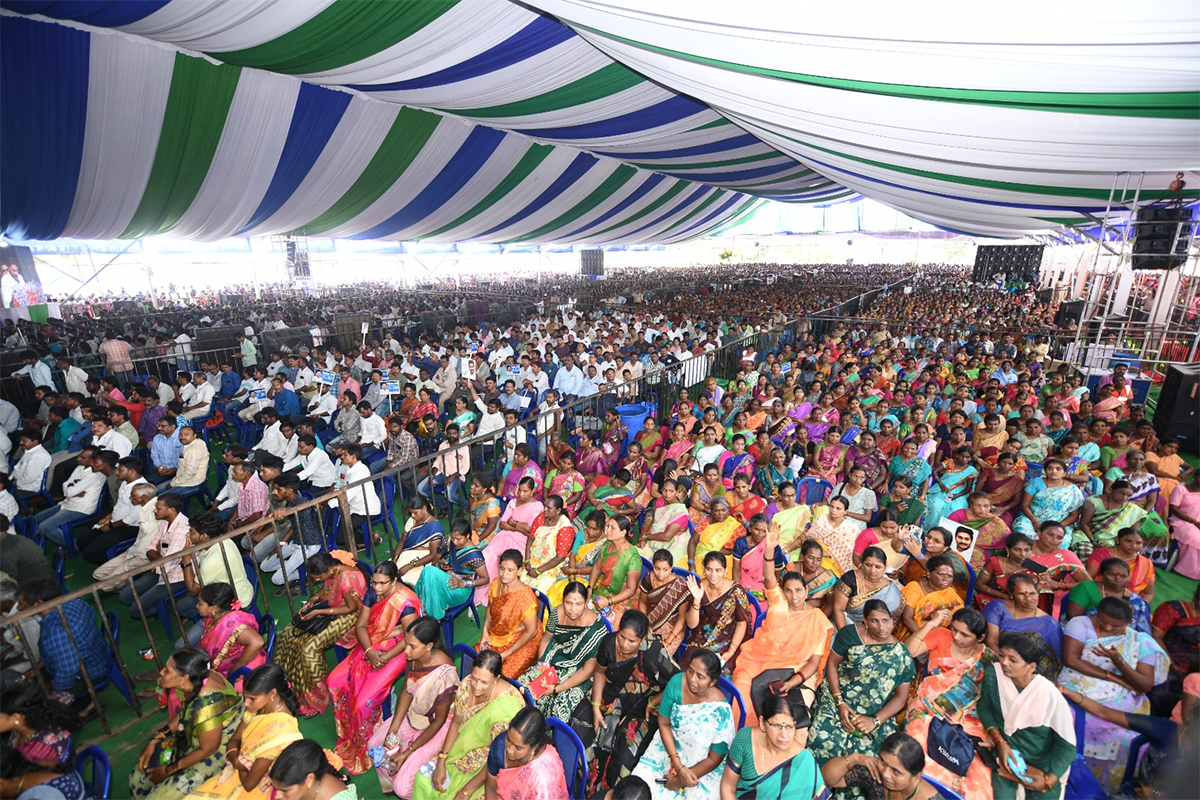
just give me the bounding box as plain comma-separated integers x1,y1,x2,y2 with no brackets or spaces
1065,700,1109,800
104,538,135,559
80,611,135,707
452,643,534,706
535,589,550,624
795,477,833,505
840,426,862,445
964,562,977,607
13,513,41,545
747,593,765,631
547,717,588,798
443,595,483,648
15,467,53,511
56,486,110,557
76,745,111,800
53,547,66,591
920,775,965,800
717,676,747,728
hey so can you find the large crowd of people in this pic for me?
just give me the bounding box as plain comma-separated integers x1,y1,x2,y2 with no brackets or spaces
0,263,1196,800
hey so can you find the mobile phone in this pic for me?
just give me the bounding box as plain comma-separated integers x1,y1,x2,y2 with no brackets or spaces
1020,558,1048,575
769,679,786,696
654,778,668,785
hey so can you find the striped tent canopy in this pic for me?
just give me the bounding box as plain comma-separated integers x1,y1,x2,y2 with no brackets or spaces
1,1,1197,243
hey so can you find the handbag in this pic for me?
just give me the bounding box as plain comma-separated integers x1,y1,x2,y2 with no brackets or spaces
749,669,813,729
525,664,560,699
290,600,334,635
927,717,975,777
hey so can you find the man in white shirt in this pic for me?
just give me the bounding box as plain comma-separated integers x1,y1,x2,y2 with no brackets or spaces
182,372,215,421
292,357,317,400
167,426,210,490
147,376,175,408
0,397,20,434
265,354,285,378
285,434,337,491
203,445,247,525
307,383,337,421
328,445,380,539
56,358,89,396
253,408,288,460
92,483,159,582
36,453,106,546
79,455,149,562
14,351,54,390
12,430,52,497
356,402,388,471
238,366,273,422
91,417,133,458
534,390,561,462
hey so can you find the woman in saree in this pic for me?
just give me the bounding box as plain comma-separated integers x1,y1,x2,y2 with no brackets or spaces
619,441,652,506
688,463,727,528
484,708,567,800
189,665,303,800
756,448,794,499
1098,427,1132,473
1013,458,1085,542
898,554,965,641
416,520,490,622
194,582,266,680
792,538,838,610
522,494,577,595
1086,526,1155,603
924,446,979,529
732,528,834,730
688,496,743,574
1151,584,1200,717
1145,438,1189,516
727,473,766,525
1168,468,1200,579
984,573,1064,681
131,648,244,800
1104,449,1159,510
636,416,664,466
517,581,607,721
265,742,352,800
639,549,690,654
732,513,788,599
631,649,736,799
843,430,889,493
666,423,696,472
396,498,446,586
468,476,501,546
330,561,421,774
721,434,756,490
589,515,643,627
832,545,904,629
975,532,1034,609
483,477,543,598
542,430,573,476
904,608,997,800
479,550,544,679
542,449,585,518
1020,520,1089,616
1057,437,1101,498
947,491,1011,571
720,696,822,800
368,617,457,799
412,649,523,800
979,633,1077,800
574,611,679,794
878,474,926,527
808,599,916,766
1069,556,1152,633
888,439,933,498
802,495,859,575
820,732,957,800
576,468,638,527
765,402,797,448
576,430,610,485
274,551,369,716
1080,479,1142,561
809,427,848,483
637,478,690,564
546,510,606,607
852,508,911,575
683,551,754,671
764,482,812,552
599,408,627,472
1059,596,1170,791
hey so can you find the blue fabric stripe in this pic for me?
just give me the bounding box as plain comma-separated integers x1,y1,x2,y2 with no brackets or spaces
513,95,702,140
615,185,713,240
660,160,796,184
353,126,508,239
1,0,168,26
239,84,352,234
476,153,598,239
558,173,666,240
0,15,88,241
593,133,759,161
667,193,747,239
348,15,572,92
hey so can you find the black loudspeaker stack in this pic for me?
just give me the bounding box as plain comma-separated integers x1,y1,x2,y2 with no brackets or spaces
580,249,604,277
260,327,315,358
1154,365,1199,451
972,245,1045,284
1131,205,1195,271
1054,299,1087,328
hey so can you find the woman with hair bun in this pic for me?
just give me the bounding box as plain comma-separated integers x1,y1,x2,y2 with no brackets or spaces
267,740,353,800
194,582,266,679
483,707,568,800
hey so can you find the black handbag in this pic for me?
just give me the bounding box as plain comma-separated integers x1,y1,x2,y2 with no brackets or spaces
290,601,334,635
927,717,975,776
749,668,813,729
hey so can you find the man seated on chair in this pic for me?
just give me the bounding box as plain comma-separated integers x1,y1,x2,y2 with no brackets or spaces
89,416,131,459
175,512,255,647
0,513,57,587
285,434,337,494
257,473,324,597
107,405,139,451
35,448,107,547
203,444,248,526
78,455,148,564
227,461,270,536
162,425,209,497
16,579,112,709
91,482,159,582
116,492,188,620
149,416,183,489
11,430,52,506
181,371,215,423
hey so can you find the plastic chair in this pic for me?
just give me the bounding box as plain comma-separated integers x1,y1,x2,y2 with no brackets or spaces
795,477,833,505
443,595,483,648
56,486,109,557
1119,735,1153,798
964,562,977,607
1065,700,1108,800
452,643,534,706
16,467,53,510
746,593,765,631
13,513,41,545
75,745,111,800
717,676,747,728
85,611,135,706
547,717,588,798
53,547,67,591
104,538,135,560
535,589,550,624
261,614,277,659
920,775,965,800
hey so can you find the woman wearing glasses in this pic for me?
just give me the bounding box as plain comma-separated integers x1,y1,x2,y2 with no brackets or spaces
719,695,821,800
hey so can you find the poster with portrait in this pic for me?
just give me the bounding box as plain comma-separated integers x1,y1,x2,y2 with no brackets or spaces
939,516,979,566
0,245,43,308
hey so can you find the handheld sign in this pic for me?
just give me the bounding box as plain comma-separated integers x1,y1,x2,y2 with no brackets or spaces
317,370,337,385
381,380,401,396
519,395,532,409
249,389,267,402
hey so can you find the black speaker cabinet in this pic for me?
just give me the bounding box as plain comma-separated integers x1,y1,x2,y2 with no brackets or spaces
972,245,1044,283
259,327,315,358
1055,299,1086,328
580,249,605,277
1154,364,1199,451
1132,205,1195,271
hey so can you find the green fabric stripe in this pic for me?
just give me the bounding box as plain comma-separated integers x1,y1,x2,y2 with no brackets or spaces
120,54,241,238
653,189,727,238
502,164,638,242
453,62,644,119
424,144,555,239
754,121,1200,201
588,180,691,239
216,0,459,74
299,107,442,235
581,26,1200,118
690,117,731,131
631,151,782,171
691,197,763,238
